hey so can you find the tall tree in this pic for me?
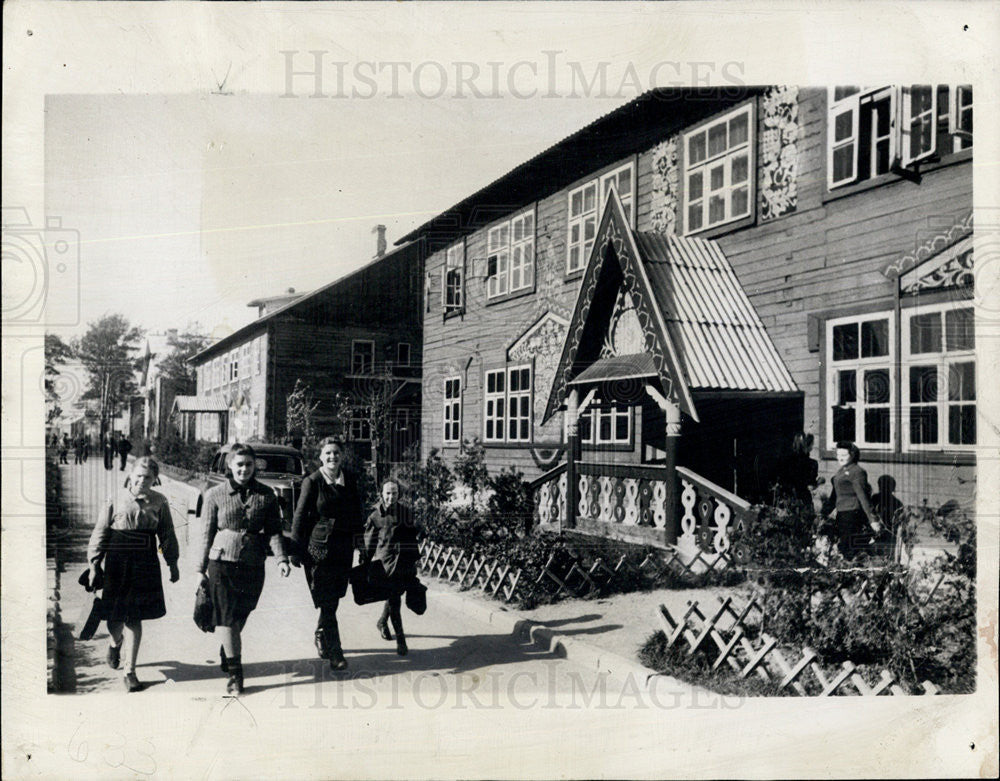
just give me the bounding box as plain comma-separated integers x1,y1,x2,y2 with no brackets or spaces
75,314,144,436
43,333,75,424
157,327,211,391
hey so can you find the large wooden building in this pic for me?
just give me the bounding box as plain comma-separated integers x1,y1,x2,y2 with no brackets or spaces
181,239,424,457
401,85,975,551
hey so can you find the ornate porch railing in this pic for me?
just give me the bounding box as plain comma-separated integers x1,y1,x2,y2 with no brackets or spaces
531,461,756,559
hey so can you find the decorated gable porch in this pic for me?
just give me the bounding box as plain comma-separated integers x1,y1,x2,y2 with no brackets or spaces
533,191,801,557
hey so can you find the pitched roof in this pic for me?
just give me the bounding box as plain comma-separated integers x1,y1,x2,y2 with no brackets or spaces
172,395,230,413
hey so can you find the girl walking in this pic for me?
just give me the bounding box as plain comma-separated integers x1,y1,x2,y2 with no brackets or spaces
196,443,290,694
87,456,179,692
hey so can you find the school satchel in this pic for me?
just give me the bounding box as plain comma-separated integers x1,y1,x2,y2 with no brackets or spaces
405,579,427,616
349,561,394,606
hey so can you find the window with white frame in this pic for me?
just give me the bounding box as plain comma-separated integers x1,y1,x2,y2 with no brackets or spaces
254,404,261,437
397,343,411,367
442,242,464,312
230,351,239,382
567,162,635,274
828,85,973,189
579,401,631,445
255,337,262,375
443,377,462,444
351,340,374,374
903,303,975,449
683,104,753,234
212,358,220,389
826,313,894,448
349,406,371,441
484,365,532,443
488,209,535,298
241,343,251,378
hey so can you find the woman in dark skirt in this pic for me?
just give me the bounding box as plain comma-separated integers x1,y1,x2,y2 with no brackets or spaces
290,437,364,670
196,443,290,693
820,441,882,559
364,480,422,656
87,457,179,692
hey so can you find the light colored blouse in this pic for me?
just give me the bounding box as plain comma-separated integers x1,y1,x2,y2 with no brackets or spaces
87,487,179,566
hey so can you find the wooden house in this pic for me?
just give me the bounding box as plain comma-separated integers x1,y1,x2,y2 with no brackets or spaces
180,239,424,461
400,85,976,553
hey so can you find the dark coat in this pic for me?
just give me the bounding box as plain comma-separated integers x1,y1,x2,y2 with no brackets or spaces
364,501,421,582
291,469,364,605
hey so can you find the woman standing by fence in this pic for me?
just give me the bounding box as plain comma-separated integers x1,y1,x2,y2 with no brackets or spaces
821,441,882,559
290,437,365,671
87,456,179,692
196,443,290,694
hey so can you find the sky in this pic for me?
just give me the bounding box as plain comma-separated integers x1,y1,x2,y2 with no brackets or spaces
43,92,635,342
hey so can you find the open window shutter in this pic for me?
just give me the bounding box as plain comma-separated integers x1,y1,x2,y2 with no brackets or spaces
827,96,859,189
948,85,973,139
901,85,937,167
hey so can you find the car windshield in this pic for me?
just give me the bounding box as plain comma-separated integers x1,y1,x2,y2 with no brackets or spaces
253,455,303,475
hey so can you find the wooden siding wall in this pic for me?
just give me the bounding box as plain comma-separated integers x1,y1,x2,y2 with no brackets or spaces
422,87,974,510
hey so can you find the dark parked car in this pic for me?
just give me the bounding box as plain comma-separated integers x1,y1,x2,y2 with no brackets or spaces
203,443,307,529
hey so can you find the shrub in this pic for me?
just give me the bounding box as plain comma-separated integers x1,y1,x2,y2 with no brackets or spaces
149,431,216,473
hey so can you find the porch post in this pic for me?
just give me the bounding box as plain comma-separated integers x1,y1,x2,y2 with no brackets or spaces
565,388,580,530
664,400,681,546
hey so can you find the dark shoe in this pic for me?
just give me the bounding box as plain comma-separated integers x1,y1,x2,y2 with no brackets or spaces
226,659,244,694
219,645,229,672
107,643,121,670
396,638,408,657
376,619,393,641
329,648,348,671
123,672,143,692
314,629,331,660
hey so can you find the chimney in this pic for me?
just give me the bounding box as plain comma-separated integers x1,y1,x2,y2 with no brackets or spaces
373,224,387,258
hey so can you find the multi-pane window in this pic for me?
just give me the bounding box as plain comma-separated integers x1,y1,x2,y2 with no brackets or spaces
827,314,894,448
230,350,239,381
904,304,975,449
241,343,251,379
255,337,262,375
350,407,371,442
567,162,635,274
683,104,753,234
487,209,535,298
351,340,374,374
829,85,973,189
397,343,411,367
579,401,631,445
443,377,462,444
443,242,464,312
213,358,221,389
484,365,532,443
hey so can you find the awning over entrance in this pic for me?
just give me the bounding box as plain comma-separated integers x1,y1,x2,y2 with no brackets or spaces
544,190,798,424
172,396,229,413
568,353,657,385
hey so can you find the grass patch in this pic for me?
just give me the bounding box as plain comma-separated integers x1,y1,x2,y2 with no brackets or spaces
638,630,785,697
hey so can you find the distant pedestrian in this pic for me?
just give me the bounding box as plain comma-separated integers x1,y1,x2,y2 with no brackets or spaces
118,435,133,471
363,480,422,657
82,435,91,462
196,443,290,694
290,437,364,671
820,441,882,559
103,434,115,471
86,457,180,692
59,434,70,464
775,432,820,507
73,436,84,465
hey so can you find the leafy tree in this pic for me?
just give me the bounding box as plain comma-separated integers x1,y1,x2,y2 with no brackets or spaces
157,327,211,391
43,333,75,423
75,314,144,436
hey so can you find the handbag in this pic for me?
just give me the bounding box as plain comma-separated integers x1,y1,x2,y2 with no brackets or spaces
404,579,427,616
77,596,105,640
349,561,394,606
193,581,215,633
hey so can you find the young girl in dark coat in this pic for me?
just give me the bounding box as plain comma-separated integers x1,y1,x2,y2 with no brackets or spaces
364,480,422,656
290,437,365,671
87,457,179,692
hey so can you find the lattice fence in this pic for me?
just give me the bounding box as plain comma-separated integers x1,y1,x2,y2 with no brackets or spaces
418,540,522,603
656,594,940,696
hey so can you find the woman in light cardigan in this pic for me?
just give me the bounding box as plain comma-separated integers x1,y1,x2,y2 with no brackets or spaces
196,443,290,694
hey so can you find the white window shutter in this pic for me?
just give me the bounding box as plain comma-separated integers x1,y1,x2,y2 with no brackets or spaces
901,85,937,167
827,95,859,189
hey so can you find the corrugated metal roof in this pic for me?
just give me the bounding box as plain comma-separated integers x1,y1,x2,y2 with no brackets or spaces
569,353,657,385
172,396,230,413
636,232,797,393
